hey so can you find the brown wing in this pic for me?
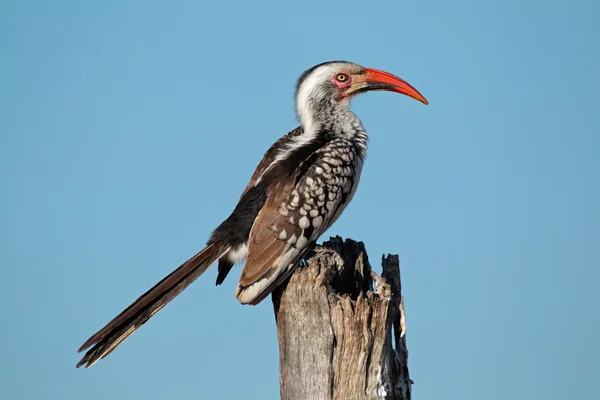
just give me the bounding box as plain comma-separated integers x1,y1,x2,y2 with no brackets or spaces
235,138,360,304
238,126,304,200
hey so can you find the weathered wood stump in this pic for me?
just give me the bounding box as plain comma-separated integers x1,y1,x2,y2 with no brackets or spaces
272,236,411,400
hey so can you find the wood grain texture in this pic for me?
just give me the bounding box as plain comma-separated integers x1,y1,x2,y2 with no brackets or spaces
272,237,412,400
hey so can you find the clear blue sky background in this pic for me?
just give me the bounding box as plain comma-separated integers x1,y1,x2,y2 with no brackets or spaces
1,1,598,399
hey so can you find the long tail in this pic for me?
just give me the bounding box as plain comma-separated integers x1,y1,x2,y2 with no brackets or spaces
76,243,227,368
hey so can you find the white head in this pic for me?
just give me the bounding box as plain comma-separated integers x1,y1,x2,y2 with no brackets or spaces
294,61,428,133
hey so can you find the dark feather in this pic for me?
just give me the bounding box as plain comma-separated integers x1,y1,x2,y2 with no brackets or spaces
216,258,234,286
76,243,225,368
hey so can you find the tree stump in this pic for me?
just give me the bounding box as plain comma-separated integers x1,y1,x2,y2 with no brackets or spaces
272,236,412,400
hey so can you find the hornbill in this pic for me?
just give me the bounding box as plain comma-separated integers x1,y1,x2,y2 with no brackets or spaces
76,61,428,368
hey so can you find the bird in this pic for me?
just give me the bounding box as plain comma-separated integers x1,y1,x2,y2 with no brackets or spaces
76,60,428,368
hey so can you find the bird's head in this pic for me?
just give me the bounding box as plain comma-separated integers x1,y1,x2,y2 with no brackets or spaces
295,61,427,130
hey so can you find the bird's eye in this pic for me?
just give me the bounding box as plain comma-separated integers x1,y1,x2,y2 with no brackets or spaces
335,73,349,82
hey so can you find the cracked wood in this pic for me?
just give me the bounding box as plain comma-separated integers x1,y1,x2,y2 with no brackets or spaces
272,236,412,400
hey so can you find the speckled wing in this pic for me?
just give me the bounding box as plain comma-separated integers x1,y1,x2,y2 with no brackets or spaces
235,138,362,304
213,126,305,285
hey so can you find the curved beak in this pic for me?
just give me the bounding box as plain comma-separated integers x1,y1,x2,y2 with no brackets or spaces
347,67,428,105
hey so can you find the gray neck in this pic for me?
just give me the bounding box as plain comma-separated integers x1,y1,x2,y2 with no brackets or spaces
299,99,368,159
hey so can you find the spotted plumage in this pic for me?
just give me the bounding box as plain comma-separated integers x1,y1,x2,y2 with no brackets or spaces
76,60,427,368
234,135,365,304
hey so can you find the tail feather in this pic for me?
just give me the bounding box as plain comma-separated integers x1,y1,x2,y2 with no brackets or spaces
76,243,227,368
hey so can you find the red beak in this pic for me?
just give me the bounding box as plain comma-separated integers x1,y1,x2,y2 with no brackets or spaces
363,68,428,105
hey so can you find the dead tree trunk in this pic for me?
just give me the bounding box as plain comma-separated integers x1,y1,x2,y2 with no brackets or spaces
272,236,412,400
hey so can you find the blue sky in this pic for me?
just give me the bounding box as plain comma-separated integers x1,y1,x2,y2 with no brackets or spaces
1,1,598,399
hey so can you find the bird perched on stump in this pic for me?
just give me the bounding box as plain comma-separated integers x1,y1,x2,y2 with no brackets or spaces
77,60,428,368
